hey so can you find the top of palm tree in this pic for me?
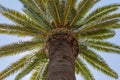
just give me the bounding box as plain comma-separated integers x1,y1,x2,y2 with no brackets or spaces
0,0,120,80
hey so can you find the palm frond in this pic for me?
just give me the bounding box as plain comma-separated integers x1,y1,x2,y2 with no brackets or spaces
0,24,45,38
77,13,120,30
28,0,51,30
79,19,118,33
68,8,77,24
79,29,115,40
84,40,120,54
83,4,120,24
110,23,120,29
0,56,27,80
15,49,47,80
30,70,40,80
48,0,61,25
0,5,47,34
63,0,77,26
0,40,43,57
58,0,66,25
79,46,118,79
69,0,99,26
20,0,52,30
75,58,94,80
35,0,47,13
96,13,120,22
30,63,48,80
41,63,48,80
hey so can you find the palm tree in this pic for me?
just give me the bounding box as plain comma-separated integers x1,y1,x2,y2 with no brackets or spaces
0,0,120,80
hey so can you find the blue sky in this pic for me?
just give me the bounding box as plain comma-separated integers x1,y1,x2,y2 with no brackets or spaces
0,0,120,80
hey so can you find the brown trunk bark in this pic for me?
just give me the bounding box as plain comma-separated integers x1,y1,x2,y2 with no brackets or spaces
45,29,79,80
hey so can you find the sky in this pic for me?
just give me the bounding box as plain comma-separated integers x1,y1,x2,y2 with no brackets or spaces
0,0,120,80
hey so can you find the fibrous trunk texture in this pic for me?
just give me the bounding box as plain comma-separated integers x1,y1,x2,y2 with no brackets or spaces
45,29,79,80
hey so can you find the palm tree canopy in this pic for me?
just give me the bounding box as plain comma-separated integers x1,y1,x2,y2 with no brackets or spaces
0,0,120,80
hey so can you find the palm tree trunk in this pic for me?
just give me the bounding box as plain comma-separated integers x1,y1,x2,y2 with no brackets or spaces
45,31,78,80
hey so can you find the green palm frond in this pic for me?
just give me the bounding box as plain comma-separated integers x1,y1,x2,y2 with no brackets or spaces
48,0,61,25
63,0,76,26
30,70,41,80
0,40,43,57
21,0,46,16
35,0,47,13
23,8,33,18
0,24,45,38
75,58,94,80
30,63,47,80
0,56,27,80
69,0,99,26
79,19,118,33
84,40,120,54
79,46,118,79
30,63,48,80
15,49,47,80
58,0,66,25
0,5,47,34
96,13,120,22
20,0,51,30
79,13,120,31
83,4,120,24
110,23,120,29
41,64,48,80
79,29,115,40
68,8,76,23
